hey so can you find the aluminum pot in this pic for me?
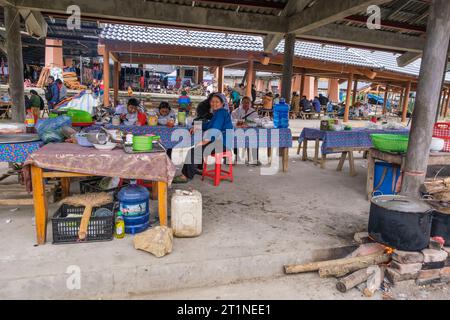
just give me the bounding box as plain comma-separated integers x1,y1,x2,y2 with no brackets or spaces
368,195,433,251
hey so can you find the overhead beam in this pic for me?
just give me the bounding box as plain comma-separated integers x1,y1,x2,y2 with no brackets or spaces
117,54,224,67
397,52,422,68
288,0,392,34
263,0,311,52
18,9,47,38
300,24,425,53
13,0,286,35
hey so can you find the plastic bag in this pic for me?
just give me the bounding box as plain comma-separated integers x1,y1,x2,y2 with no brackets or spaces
36,116,72,143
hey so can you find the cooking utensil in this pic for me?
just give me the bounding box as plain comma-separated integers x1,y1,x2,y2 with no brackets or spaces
368,195,433,251
86,131,108,145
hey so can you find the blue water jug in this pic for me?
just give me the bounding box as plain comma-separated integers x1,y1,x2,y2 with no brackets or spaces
117,181,150,234
273,98,290,129
373,162,401,196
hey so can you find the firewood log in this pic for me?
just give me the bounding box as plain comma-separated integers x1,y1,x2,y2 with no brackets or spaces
336,268,370,293
318,254,390,278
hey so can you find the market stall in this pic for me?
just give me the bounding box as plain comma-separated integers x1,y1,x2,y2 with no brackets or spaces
298,127,409,176
25,143,176,245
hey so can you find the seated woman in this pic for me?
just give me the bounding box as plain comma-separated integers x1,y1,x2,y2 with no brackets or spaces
174,93,233,183
156,101,176,123
121,98,147,126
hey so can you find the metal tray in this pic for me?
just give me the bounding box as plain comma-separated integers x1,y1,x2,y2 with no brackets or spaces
123,142,166,154
0,134,40,144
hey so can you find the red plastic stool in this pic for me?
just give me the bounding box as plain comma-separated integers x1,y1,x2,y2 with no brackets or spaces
202,151,234,186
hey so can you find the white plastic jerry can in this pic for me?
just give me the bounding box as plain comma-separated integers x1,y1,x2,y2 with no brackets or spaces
171,189,202,237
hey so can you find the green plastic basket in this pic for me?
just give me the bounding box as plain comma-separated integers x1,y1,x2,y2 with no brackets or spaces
370,134,409,153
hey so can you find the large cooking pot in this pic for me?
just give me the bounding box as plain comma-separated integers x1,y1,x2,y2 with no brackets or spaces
368,195,433,251
431,209,450,245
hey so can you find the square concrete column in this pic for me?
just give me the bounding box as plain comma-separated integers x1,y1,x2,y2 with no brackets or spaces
344,74,354,123
197,66,204,85
281,33,296,103
45,39,64,68
103,47,110,107
218,66,224,93
328,78,340,102
246,60,254,97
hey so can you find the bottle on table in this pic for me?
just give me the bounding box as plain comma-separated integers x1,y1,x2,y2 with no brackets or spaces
115,211,125,239
25,110,35,133
273,98,290,129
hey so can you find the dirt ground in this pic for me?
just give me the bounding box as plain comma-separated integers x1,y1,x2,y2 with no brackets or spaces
1,119,449,300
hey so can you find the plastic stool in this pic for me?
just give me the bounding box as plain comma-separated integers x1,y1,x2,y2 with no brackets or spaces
202,151,234,186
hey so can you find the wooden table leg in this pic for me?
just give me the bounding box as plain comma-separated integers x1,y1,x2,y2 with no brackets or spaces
366,151,375,200
314,138,320,166
281,147,289,172
267,148,272,165
151,181,158,200
337,152,347,171
320,154,327,169
302,139,308,161
348,151,357,177
31,166,48,245
157,181,168,227
61,177,71,198
297,140,302,155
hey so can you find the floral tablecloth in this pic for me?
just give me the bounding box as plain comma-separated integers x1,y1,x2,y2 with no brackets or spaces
0,141,43,163
299,128,409,155
86,125,293,149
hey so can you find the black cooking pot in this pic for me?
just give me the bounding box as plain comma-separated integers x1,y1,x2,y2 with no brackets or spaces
431,210,450,245
368,195,433,251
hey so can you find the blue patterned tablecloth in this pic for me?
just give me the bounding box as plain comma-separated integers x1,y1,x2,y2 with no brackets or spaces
86,125,293,149
0,141,43,163
299,128,409,155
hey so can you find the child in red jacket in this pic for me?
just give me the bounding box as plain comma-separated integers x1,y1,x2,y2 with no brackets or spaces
121,98,147,126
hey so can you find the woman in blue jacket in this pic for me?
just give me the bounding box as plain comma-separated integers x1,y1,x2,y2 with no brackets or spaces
174,93,233,183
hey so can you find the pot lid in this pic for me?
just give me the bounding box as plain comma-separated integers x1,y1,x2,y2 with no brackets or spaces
371,195,432,213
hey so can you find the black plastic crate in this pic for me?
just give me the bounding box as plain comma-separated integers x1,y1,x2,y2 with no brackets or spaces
52,203,115,244
79,177,128,199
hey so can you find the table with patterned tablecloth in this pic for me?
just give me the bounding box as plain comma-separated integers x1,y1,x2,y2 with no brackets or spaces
0,141,43,163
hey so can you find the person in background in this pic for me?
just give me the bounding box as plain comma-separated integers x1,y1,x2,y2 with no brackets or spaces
114,100,127,115
313,96,322,113
251,84,257,105
273,93,280,105
232,96,260,165
121,98,147,126
157,101,176,122
173,93,233,183
318,93,329,106
262,92,273,110
237,83,245,97
157,101,177,159
178,90,191,113
195,93,214,123
291,92,300,116
300,95,312,112
56,79,67,102
46,76,59,109
230,86,242,111
29,90,44,122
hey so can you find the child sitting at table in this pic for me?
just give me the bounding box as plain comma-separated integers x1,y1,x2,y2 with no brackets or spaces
121,98,147,126
156,101,176,123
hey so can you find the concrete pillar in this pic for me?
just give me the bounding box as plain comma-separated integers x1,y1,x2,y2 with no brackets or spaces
314,77,319,97
344,74,354,123
113,61,120,106
198,66,204,85
402,81,411,123
402,0,450,196
103,47,110,106
45,39,64,68
246,60,254,97
382,85,389,114
218,66,224,93
328,78,339,102
300,74,306,97
5,6,25,122
281,33,296,103
302,76,315,99
292,75,301,94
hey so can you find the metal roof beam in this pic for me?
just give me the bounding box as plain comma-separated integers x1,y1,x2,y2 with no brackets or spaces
12,0,286,35
301,24,425,53
288,0,392,34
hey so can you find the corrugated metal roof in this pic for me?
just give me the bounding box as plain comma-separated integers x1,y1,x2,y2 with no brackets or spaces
101,24,450,82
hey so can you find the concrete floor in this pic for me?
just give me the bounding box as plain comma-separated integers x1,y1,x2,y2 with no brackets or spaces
1,119,446,300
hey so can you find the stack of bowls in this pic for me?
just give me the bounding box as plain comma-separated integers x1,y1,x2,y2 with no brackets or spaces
133,136,153,151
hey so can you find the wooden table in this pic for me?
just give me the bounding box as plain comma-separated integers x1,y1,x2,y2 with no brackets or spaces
366,148,450,200
31,166,168,245
0,101,12,119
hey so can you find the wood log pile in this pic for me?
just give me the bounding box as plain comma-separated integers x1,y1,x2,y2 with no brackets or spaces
63,72,87,90
284,232,450,298
36,67,50,88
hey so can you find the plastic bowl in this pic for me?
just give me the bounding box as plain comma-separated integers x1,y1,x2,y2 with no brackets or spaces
93,142,117,151
67,109,93,123
133,135,153,151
